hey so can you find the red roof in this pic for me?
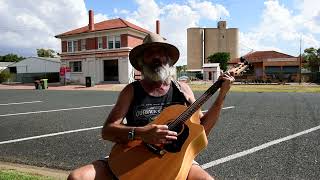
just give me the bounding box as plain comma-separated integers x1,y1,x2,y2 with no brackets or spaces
229,51,296,64
55,18,151,38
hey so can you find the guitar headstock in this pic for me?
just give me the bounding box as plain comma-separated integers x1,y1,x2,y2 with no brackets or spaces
228,57,253,77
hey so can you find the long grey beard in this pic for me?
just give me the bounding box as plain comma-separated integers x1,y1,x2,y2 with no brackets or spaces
142,63,175,84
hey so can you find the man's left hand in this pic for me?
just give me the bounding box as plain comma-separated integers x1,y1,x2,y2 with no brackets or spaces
219,72,235,96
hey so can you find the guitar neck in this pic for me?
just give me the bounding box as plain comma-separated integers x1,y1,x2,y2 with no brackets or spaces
168,79,223,130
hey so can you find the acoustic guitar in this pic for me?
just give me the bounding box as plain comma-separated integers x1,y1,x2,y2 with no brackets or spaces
108,58,251,180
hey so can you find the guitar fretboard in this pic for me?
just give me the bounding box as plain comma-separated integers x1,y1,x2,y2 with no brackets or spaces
168,79,223,130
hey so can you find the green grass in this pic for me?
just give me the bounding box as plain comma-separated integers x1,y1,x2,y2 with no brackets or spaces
189,83,320,93
0,170,55,180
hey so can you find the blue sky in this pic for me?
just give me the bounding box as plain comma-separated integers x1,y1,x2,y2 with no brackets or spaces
0,0,319,65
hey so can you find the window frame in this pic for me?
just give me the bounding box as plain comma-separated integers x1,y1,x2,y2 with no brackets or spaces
115,35,121,48
73,41,78,52
98,37,103,49
67,41,73,52
108,36,114,49
107,35,121,49
69,61,82,72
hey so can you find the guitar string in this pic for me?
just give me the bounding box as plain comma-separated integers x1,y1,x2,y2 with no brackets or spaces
168,63,248,130
168,87,213,129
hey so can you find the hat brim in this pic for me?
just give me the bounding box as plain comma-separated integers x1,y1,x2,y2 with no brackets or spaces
129,42,180,71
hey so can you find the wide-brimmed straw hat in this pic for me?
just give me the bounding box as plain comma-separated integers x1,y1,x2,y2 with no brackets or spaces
129,32,180,71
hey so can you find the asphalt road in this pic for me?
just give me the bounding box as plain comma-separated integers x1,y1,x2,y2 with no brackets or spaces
0,89,319,179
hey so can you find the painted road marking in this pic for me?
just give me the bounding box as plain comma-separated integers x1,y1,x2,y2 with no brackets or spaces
0,101,42,106
201,125,320,169
202,106,235,113
0,104,115,117
0,126,103,145
0,106,234,145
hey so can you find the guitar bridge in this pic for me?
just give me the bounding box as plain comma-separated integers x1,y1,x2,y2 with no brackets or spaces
144,143,166,156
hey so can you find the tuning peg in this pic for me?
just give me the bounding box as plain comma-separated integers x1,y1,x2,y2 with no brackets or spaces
240,57,246,63
248,64,254,70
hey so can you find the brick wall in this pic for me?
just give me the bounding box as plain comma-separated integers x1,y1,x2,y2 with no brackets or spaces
127,35,143,48
121,34,128,47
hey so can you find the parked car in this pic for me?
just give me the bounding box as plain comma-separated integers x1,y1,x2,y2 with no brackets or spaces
178,76,190,82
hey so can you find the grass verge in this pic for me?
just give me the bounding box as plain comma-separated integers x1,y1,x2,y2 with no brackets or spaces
189,83,320,93
0,169,55,180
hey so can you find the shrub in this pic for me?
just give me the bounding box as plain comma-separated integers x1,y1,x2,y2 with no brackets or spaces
0,70,11,83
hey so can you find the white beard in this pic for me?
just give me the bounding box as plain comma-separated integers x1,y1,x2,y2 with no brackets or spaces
142,63,175,84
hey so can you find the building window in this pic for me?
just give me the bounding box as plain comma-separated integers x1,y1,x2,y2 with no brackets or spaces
67,41,73,52
73,41,78,52
81,39,86,51
265,66,281,74
67,41,78,52
70,61,82,72
108,36,114,49
107,35,121,49
98,37,103,49
115,35,121,48
283,66,299,73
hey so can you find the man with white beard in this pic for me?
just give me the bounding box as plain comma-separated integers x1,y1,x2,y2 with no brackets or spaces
68,33,234,180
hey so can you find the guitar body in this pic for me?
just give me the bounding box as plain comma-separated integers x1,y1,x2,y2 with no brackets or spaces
108,104,208,180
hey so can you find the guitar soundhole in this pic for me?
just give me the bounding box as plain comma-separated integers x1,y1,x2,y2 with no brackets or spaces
164,123,189,153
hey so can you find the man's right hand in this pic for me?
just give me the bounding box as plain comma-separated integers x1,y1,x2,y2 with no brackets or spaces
137,124,177,144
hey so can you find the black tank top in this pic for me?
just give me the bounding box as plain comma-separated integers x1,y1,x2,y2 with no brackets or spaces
125,81,189,126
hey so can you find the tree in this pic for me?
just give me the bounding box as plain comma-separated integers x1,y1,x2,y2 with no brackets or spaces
207,52,230,71
0,53,25,62
176,65,187,76
302,47,320,72
37,48,56,58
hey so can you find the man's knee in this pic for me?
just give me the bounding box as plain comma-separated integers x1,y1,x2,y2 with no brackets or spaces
67,170,82,180
187,164,214,180
67,164,95,180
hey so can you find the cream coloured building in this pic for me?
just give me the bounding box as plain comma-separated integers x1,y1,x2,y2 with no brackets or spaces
187,21,239,74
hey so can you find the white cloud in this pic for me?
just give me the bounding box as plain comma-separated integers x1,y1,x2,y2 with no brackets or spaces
0,0,230,65
188,0,230,20
116,0,229,65
240,0,320,56
94,13,109,23
125,0,161,31
113,8,130,15
0,0,87,56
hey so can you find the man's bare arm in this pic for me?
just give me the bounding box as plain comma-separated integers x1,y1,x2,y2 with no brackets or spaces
179,74,234,136
101,84,178,144
101,84,135,143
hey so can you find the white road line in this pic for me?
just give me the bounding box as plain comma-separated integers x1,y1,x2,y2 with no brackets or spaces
0,126,103,145
201,125,320,169
0,105,235,145
202,106,235,113
0,101,42,106
0,104,115,117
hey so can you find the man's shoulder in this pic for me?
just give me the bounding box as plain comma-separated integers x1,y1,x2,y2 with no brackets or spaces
120,82,135,95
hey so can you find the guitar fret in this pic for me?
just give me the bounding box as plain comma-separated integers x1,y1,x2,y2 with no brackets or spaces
168,80,222,130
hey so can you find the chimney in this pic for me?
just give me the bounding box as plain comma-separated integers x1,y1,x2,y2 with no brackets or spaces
88,10,94,31
156,20,160,34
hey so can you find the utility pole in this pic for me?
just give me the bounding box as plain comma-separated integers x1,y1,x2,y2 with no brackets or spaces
299,36,302,84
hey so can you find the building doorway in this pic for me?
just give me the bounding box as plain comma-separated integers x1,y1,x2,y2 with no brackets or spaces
104,60,119,81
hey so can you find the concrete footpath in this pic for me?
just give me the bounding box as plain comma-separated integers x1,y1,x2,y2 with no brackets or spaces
0,161,69,179
0,82,127,91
